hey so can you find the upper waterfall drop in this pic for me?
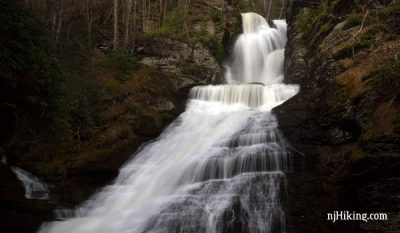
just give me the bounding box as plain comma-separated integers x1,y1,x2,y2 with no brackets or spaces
191,13,298,111
227,13,287,85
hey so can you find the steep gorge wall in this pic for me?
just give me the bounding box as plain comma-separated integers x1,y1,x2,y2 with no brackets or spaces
275,0,400,232
0,1,261,233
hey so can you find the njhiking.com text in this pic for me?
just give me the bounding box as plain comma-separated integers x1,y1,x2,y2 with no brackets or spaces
327,211,387,223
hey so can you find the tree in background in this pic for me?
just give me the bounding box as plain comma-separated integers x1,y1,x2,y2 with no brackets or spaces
114,0,119,49
0,1,68,150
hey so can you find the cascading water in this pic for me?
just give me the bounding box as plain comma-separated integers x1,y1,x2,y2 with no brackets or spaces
39,12,299,233
11,167,50,200
226,12,287,84
1,155,49,200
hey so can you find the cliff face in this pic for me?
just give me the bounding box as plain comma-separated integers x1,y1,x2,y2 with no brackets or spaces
1,1,262,232
275,0,400,232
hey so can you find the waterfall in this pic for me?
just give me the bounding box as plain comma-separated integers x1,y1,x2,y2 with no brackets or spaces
1,155,6,164
228,13,287,85
39,12,299,233
11,167,50,200
2,155,49,200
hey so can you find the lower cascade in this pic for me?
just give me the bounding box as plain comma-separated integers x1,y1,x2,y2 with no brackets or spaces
39,12,299,233
2,156,49,200
12,167,50,200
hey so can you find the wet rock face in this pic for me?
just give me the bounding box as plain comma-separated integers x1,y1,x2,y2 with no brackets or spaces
276,0,400,232
136,37,220,88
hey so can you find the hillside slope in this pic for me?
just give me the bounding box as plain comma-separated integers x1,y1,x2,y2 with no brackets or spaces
0,1,241,232
275,0,400,232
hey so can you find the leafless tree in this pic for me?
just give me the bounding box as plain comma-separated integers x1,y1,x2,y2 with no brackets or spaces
114,0,119,49
124,0,133,46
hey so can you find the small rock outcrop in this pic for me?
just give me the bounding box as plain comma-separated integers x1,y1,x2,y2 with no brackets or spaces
136,37,220,88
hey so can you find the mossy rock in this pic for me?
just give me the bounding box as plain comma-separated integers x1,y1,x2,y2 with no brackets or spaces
342,14,379,31
382,61,400,90
182,64,204,76
332,24,387,59
351,147,367,160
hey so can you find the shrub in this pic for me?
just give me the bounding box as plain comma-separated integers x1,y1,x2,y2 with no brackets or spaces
343,14,379,31
98,47,137,82
383,61,400,91
143,9,186,40
0,1,70,141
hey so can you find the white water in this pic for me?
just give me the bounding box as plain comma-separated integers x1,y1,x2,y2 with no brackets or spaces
39,13,299,233
190,84,298,110
1,155,7,164
11,167,49,200
2,154,49,200
227,13,287,85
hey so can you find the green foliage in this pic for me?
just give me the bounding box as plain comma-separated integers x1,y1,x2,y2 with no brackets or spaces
211,9,225,34
132,103,161,130
383,61,400,91
295,8,314,33
296,0,399,44
144,9,186,40
296,3,336,39
56,19,92,74
379,1,400,16
296,4,333,39
377,1,400,35
356,24,386,45
193,29,224,62
144,7,225,62
351,147,366,160
319,18,335,35
343,15,363,30
296,0,366,39
0,1,70,144
332,24,387,58
343,14,379,31
211,9,224,25
99,47,137,82
62,69,104,131
182,64,203,76
230,0,258,13
163,9,185,30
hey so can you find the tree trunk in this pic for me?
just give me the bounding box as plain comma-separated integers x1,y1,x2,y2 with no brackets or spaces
147,0,151,30
87,0,93,49
51,10,57,39
124,0,133,46
279,0,285,19
183,0,191,40
163,0,167,23
267,0,272,21
142,0,146,32
132,0,137,50
54,0,64,44
113,0,119,49
159,0,163,25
